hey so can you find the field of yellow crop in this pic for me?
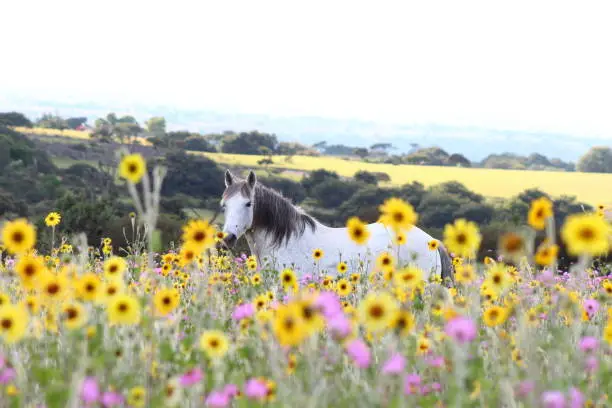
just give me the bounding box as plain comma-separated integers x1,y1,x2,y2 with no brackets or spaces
200,152,612,206
13,126,93,139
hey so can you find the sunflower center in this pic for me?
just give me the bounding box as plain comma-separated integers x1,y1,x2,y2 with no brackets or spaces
162,296,171,305
108,287,117,295
128,163,138,173
109,265,118,274
369,304,384,318
536,208,544,218
209,339,219,348
1,318,12,329
456,233,467,244
24,264,36,277
66,308,78,320
493,274,502,284
504,235,523,252
393,212,404,223
11,231,24,243
47,283,60,295
396,317,407,328
302,305,315,320
283,317,295,331
118,302,128,312
489,310,499,320
85,283,95,292
580,227,595,240
382,258,390,265
340,284,346,290
283,274,292,282
354,228,363,237
193,231,206,242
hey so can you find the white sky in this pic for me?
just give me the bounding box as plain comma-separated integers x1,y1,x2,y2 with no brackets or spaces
1,0,611,138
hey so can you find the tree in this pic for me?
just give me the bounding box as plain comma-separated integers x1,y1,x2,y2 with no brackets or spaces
0,112,33,127
446,153,471,167
36,114,69,130
577,146,612,173
354,170,378,185
145,116,166,138
93,113,142,143
160,151,225,202
301,169,339,192
353,147,369,159
221,131,278,155
65,117,87,129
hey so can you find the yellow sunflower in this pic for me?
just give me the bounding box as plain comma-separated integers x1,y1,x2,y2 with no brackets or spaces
443,218,482,258
75,273,102,302
391,309,415,336
312,249,324,261
395,232,407,245
483,306,508,327
44,212,61,227
103,256,127,281
394,266,423,289
337,261,348,275
39,273,70,305
358,292,398,332
273,303,306,347
0,304,29,343
199,330,230,359
1,218,36,254
528,197,553,230
127,387,147,408
379,197,418,232
336,279,353,297
376,252,394,272
498,232,526,263
15,255,46,290
454,264,476,285
427,240,439,251
535,242,559,266
118,153,146,183
154,288,180,317
484,264,513,294
61,302,87,330
561,212,611,256
346,217,370,245
107,294,141,325
181,219,215,252
280,269,297,291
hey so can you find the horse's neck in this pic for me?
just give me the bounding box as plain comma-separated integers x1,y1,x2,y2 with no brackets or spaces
248,222,327,256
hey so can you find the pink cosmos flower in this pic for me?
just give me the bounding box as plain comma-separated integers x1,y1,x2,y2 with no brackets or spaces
516,380,535,398
585,356,598,373
541,390,566,408
346,339,371,368
404,373,421,395
328,314,351,340
381,353,405,375
179,367,203,387
445,316,477,344
583,299,599,319
244,378,267,400
232,303,255,321
425,355,445,368
578,336,598,353
81,377,100,405
569,387,584,408
0,367,16,384
223,384,239,398
101,392,123,407
206,391,230,407
315,292,342,318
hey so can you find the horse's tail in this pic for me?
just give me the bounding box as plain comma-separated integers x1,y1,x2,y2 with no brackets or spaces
437,244,454,286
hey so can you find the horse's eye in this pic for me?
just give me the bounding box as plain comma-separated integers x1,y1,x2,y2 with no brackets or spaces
245,201,252,208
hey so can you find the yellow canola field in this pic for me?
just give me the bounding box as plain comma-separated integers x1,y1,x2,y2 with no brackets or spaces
199,152,611,206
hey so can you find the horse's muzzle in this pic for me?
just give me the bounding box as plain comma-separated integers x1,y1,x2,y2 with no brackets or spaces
218,233,237,250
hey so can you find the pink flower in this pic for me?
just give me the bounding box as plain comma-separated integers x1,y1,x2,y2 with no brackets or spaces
0,367,16,384
578,336,598,353
541,390,566,408
244,378,267,400
431,382,442,392
585,356,598,373
583,299,599,318
445,316,477,344
80,377,100,405
381,353,405,375
315,292,342,318
404,373,421,395
232,303,254,321
569,387,584,408
206,391,230,407
346,339,371,368
328,314,351,340
223,384,239,398
101,392,123,407
516,380,535,398
425,355,445,368
179,367,203,387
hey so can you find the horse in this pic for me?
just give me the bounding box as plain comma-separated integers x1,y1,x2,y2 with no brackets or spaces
219,169,454,282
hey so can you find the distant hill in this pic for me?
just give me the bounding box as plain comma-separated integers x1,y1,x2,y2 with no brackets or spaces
0,96,607,162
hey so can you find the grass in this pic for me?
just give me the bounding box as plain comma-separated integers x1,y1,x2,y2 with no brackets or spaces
51,157,99,169
198,152,612,206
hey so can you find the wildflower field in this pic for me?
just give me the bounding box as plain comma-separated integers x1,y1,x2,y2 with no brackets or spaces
1,152,612,408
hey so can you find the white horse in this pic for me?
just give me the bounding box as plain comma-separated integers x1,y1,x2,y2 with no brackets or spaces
219,170,453,281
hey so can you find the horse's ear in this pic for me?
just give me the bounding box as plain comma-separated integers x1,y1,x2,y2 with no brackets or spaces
247,170,257,189
225,169,234,187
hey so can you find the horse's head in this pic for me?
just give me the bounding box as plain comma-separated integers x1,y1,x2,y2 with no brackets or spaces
219,169,257,249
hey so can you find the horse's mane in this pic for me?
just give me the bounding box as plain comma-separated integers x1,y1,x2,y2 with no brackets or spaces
251,184,317,247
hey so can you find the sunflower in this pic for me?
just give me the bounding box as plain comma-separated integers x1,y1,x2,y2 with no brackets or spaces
22,295,40,315
395,232,407,246
443,219,482,258
358,292,398,332
391,309,415,336
119,153,146,184
200,330,230,359
1,218,36,254
161,263,172,276
61,302,87,330
535,243,558,266
484,264,513,294
251,274,262,286
107,294,141,325
162,253,176,265
498,232,526,263
428,240,439,251
528,197,553,230
561,213,611,256
350,273,361,284
416,337,431,355
103,280,123,303
483,306,508,327
346,217,370,245
452,257,464,267
154,288,180,317
43,212,62,228
296,298,324,335
454,264,476,285
178,245,198,267
273,303,306,347
15,255,46,290
181,219,215,252
336,279,353,297
127,387,146,408
376,252,394,272
604,322,612,345
40,273,69,305
394,266,423,289
379,197,418,232
75,273,102,302
280,269,297,291
254,294,268,311
0,304,28,343
312,249,324,261
337,262,348,275
103,257,127,281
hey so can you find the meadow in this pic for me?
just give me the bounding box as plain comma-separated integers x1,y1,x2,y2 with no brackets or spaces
0,152,611,407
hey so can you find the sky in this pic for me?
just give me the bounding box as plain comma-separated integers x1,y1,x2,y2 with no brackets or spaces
2,0,612,140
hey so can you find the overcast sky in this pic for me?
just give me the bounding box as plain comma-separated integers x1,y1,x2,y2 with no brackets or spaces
2,0,611,139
